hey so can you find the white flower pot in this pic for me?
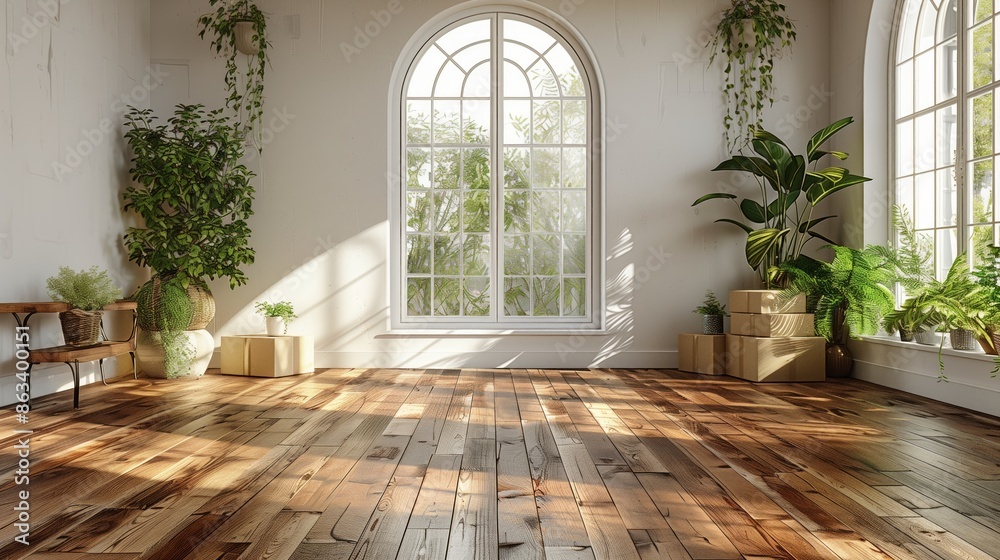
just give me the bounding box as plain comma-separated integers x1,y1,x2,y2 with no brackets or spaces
266,316,286,336
137,329,214,379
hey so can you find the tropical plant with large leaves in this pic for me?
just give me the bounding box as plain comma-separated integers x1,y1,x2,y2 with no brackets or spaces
775,245,895,343
693,117,871,287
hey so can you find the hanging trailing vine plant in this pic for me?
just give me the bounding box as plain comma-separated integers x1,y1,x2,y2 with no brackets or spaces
198,0,270,149
708,0,796,153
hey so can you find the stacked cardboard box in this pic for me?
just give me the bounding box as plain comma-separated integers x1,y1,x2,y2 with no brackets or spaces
678,333,726,375
726,290,826,382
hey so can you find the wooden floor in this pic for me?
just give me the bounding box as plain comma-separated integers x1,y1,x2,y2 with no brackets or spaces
1,369,999,560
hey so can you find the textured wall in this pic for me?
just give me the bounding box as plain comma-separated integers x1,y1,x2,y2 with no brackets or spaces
0,0,151,405
147,0,833,370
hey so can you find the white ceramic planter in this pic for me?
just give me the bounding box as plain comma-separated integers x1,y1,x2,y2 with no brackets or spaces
137,329,214,379
266,316,286,336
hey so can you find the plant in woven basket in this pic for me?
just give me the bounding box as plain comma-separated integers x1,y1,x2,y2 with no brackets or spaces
693,290,728,334
707,0,796,153
124,104,254,377
46,266,123,346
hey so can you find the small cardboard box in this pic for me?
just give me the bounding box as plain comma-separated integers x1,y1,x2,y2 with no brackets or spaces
678,333,727,375
221,335,314,377
731,313,815,338
729,290,807,314
736,335,826,382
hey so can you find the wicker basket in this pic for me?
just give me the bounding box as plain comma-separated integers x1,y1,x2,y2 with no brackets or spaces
136,276,216,332
59,309,103,346
950,328,978,351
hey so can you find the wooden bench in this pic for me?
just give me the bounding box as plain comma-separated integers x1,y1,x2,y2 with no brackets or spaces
1,300,138,409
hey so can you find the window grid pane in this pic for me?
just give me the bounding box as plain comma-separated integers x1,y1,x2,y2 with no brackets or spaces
896,0,1000,278
403,14,592,324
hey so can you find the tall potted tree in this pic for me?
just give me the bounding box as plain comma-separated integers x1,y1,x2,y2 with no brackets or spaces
123,104,256,378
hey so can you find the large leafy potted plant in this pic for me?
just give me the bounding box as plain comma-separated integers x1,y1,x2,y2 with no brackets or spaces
123,104,256,378
776,245,895,377
707,0,796,153
198,0,269,148
46,266,123,346
693,117,871,287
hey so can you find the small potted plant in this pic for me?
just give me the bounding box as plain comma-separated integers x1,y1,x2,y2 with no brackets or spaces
693,290,728,334
46,266,123,346
255,301,297,335
707,0,796,153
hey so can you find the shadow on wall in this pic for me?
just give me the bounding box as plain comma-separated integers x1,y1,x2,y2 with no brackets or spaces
218,224,654,369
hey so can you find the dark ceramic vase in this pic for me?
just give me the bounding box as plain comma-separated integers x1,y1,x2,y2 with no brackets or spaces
826,306,854,378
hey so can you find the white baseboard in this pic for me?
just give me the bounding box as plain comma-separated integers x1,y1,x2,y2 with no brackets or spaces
852,338,1000,418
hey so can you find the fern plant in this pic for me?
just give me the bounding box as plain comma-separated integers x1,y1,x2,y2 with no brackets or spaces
972,244,1000,327
693,290,728,316
46,266,122,311
776,245,895,342
884,205,934,293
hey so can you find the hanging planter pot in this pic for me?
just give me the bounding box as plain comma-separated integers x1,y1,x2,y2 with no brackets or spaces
234,21,260,55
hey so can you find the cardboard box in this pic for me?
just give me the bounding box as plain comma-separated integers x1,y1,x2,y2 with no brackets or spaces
678,333,726,375
729,290,807,314
731,313,815,337
220,335,314,377
726,334,743,377
731,335,826,382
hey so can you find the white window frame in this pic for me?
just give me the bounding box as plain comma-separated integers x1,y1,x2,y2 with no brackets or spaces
891,0,997,277
387,2,605,332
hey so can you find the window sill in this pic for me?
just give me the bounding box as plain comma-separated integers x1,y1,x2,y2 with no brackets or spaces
378,328,608,338
858,335,999,364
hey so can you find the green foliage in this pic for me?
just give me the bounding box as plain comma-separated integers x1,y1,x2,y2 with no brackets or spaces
694,118,871,287
879,205,934,294
708,0,796,153
197,0,269,148
160,330,196,380
46,266,122,311
254,300,297,323
123,104,255,290
777,245,895,342
693,290,728,316
972,244,1000,326
133,277,194,332
888,255,997,376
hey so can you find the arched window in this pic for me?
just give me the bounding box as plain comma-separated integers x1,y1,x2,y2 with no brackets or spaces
391,8,602,329
893,0,996,276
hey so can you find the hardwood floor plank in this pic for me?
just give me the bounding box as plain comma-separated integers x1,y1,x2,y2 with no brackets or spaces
397,528,450,560
447,438,499,560
348,476,422,560
4,368,1000,560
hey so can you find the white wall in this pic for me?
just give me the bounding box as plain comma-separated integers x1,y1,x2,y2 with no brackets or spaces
0,0,152,406
147,0,832,371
